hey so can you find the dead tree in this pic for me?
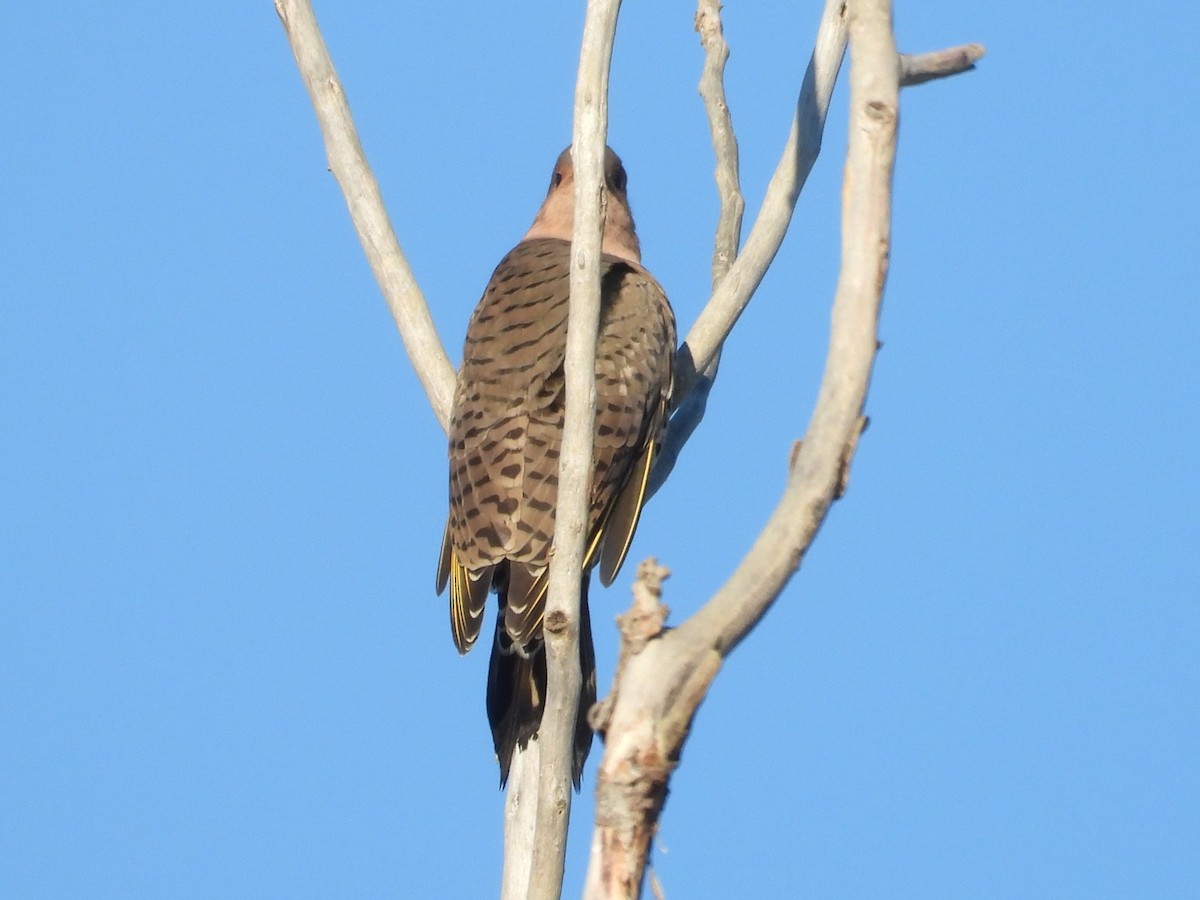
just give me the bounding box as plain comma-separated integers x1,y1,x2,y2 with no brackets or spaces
275,1,983,897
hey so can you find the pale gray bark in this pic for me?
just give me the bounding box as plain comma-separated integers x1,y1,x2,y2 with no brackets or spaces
275,2,984,897
650,0,849,497
902,43,986,86
516,2,625,898
273,0,455,428
583,1,984,896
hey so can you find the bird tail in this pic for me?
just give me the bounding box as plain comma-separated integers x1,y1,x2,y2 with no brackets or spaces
487,580,596,789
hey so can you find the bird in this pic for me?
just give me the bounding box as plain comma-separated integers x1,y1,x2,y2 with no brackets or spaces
436,146,676,788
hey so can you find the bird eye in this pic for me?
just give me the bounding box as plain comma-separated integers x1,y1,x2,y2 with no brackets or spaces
611,168,627,193
550,171,565,190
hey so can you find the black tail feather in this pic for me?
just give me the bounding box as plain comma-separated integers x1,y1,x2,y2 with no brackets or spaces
487,579,596,789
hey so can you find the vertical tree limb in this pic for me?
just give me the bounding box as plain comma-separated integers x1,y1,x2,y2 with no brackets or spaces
505,3,624,897
645,0,746,502
500,738,541,898
694,0,744,285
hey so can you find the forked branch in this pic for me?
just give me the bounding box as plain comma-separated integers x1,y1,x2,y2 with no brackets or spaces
583,1,983,895
650,0,849,497
275,2,984,897
653,5,984,492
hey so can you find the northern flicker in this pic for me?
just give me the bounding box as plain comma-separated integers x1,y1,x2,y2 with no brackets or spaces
436,147,675,787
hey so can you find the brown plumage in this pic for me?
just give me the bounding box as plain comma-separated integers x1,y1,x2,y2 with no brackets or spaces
435,147,675,787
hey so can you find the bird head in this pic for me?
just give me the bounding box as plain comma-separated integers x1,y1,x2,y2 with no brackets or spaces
523,146,642,264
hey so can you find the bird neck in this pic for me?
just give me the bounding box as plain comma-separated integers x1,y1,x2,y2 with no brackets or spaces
524,191,642,265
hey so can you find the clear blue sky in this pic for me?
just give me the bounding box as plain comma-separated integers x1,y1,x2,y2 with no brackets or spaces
4,3,1197,897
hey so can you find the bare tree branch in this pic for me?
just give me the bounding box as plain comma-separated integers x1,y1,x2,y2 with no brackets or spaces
647,0,744,500
499,738,540,899
681,0,899,654
584,0,909,891
901,43,985,86
651,0,849,498
652,15,985,498
583,567,718,900
273,0,455,429
501,3,625,897
275,3,983,896
694,0,744,285
675,0,849,399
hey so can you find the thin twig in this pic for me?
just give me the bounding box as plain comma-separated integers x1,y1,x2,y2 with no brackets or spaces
273,0,455,429
651,0,849,499
676,0,848,398
648,0,745,500
649,868,667,900
901,43,985,86
694,0,744,285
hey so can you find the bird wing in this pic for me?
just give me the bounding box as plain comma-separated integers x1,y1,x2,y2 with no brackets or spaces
440,239,674,654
